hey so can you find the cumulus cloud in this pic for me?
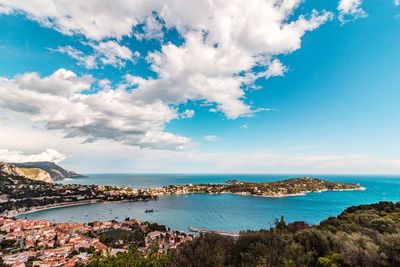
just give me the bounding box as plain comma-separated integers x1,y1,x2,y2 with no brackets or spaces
0,69,192,150
0,0,145,40
54,41,138,69
53,46,97,69
0,0,332,120
89,41,138,68
0,0,335,149
127,3,332,119
0,148,67,163
125,5,332,119
338,0,367,24
134,14,164,40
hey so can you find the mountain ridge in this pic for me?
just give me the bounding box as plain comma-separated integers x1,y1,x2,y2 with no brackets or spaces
0,161,86,182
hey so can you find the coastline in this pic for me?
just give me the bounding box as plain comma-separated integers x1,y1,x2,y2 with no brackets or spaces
2,181,366,219
5,199,102,218
7,187,367,218
5,199,134,218
158,186,366,198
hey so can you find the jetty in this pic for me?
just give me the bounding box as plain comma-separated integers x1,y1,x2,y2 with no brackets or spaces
189,226,239,237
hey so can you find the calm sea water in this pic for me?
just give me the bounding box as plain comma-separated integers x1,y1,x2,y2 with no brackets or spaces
19,174,400,232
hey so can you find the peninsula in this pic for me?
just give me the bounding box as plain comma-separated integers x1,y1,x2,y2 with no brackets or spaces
144,177,364,197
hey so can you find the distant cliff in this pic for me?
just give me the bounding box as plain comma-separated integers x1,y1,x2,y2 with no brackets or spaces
0,162,53,183
0,161,86,183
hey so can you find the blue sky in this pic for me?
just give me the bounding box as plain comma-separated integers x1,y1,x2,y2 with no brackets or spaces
0,0,399,174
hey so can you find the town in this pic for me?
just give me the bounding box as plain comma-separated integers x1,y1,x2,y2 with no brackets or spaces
0,170,156,217
0,216,193,266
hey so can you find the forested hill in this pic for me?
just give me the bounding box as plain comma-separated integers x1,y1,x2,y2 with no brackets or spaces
87,201,400,267
154,177,364,197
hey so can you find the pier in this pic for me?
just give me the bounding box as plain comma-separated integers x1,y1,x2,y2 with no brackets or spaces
189,226,239,237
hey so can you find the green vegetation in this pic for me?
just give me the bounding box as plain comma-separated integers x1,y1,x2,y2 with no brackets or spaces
17,168,42,177
0,239,17,250
146,222,167,232
86,202,400,267
87,246,172,267
165,177,362,197
98,229,145,247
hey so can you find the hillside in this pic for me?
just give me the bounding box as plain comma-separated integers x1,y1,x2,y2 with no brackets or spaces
11,161,86,180
0,162,53,183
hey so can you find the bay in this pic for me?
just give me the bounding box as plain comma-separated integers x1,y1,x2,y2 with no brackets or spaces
19,174,400,233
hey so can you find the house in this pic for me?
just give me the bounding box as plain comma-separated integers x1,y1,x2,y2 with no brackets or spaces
145,231,163,246
109,248,127,256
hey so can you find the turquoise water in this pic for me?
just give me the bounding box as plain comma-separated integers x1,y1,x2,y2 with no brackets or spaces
20,174,400,233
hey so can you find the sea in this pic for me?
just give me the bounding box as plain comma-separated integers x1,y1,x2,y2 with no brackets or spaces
18,174,400,233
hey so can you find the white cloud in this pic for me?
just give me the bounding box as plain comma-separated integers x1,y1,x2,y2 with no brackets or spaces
0,0,395,172
395,0,400,6
0,69,193,150
0,3,11,14
241,124,248,129
12,68,93,97
0,0,333,119
134,15,164,40
204,135,218,142
55,41,138,69
2,122,400,174
0,148,66,163
127,4,332,119
89,41,137,68
242,59,287,89
53,46,97,69
179,109,195,119
338,0,367,24
0,0,147,40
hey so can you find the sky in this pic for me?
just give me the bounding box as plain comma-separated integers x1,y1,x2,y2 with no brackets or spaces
0,0,399,174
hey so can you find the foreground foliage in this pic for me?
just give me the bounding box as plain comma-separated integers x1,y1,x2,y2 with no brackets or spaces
86,201,400,267
87,246,172,267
